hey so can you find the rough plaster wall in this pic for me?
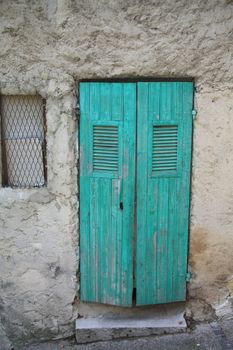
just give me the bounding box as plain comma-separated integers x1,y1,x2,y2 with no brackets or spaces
0,0,233,346
189,90,233,321
0,77,79,347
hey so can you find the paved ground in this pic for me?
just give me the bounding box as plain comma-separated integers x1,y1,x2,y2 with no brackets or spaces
21,320,233,350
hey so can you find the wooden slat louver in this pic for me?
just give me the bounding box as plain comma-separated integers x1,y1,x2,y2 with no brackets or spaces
93,125,118,172
152,125,178,172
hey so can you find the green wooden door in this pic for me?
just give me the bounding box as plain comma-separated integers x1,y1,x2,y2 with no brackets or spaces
136,82,193,305
80,82,136,306
80,81,193,306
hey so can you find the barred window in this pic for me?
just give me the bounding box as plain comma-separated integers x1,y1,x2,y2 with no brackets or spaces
0,95,47,188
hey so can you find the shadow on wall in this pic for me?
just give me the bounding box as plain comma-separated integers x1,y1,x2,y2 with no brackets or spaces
189,227,233,318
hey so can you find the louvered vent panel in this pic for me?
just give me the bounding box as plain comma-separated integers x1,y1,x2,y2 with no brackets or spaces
93,125,118,172
152,125,178,172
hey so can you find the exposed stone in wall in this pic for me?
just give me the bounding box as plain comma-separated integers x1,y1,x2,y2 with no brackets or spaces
0,0,233,346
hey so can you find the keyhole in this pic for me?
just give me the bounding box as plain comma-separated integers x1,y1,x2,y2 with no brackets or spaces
120,202,123,210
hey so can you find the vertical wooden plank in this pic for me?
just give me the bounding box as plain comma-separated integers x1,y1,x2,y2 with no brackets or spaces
136,82,149,304
88,82,100,301
147,178,158,302
101,177,112,303
111,178,121,302
90,83,100,121
176,82,193,300
80,83,91,301
170,82,182,299
121,83,136,305
156,83,169,303
156,178,169,303
166,177,177,301
112,83,124,304
100,83,111,120
164,83,174,302
112,84,123,121
89,177,97,300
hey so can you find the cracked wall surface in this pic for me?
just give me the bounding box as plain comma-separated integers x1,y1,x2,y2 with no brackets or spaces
0,0,233,346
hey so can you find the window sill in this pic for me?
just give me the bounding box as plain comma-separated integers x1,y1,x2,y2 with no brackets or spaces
0,186,55,204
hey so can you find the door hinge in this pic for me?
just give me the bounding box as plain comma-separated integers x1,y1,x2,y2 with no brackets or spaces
186,272,191,282
192,109,197,120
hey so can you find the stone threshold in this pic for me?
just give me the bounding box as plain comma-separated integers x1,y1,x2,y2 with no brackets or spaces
75,304,186,344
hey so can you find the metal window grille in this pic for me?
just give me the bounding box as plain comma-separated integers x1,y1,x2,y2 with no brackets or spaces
0,95,47,188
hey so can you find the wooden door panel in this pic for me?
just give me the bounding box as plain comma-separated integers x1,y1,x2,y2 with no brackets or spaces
136,82,193,305
80,82,136,306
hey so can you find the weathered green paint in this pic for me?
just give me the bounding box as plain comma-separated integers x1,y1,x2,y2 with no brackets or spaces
80,81,193,306
136,82,193,305
80,82,136,306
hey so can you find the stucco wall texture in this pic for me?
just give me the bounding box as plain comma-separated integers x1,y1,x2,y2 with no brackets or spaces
0,0,233,346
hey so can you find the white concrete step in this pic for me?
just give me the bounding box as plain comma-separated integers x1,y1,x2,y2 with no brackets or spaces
75,303,187,344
